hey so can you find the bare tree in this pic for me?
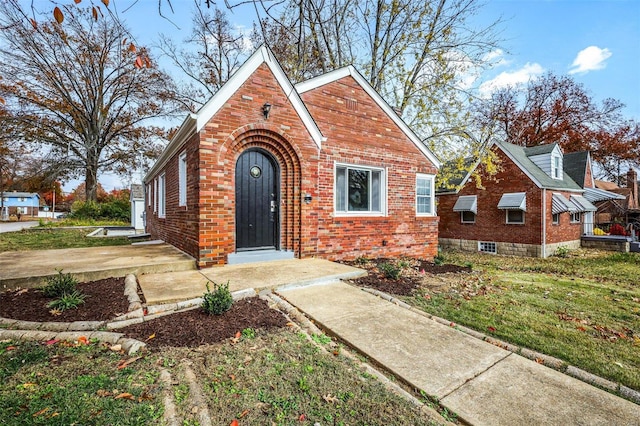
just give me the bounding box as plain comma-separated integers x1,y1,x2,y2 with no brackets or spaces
0,1,176,202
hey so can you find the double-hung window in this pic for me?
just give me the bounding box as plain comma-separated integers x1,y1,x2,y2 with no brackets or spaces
416,174,435,216
178,152,187,207
335,164,385,215
158,173,166,218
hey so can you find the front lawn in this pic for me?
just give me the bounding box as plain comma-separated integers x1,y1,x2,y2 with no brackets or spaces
0,228,130,251
404,249,640,391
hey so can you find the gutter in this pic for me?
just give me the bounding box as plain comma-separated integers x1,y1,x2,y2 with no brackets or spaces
542,188,547,258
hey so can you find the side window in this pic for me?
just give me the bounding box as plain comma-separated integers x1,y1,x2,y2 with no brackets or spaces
506,209,524,224
416,174,435,216
158,173,166,218
178,152,187,207
335,164,385,215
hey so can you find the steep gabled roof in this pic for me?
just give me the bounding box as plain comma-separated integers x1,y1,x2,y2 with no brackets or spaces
146,45,325,181
295,66,441,168
563,151,591,187
499,141,583,191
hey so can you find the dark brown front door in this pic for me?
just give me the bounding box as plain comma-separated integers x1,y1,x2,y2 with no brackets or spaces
235,149,279,251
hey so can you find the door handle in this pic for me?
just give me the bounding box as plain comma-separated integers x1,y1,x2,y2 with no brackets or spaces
270,200,276,213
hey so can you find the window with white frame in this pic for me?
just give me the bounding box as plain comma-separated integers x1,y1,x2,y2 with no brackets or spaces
570,211,581,223
461,211,476,223
153,178,158,213
158,173,166,218
416,174,435,216
178,152,187,207
146,184,151,207
506,209,524,224
335,164,385,214
551,154,562,179
478,241,497,254
552,213,560,224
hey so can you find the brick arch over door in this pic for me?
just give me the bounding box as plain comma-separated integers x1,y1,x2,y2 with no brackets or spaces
225,128,303,257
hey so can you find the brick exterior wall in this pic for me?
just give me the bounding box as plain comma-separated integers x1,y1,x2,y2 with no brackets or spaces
146,64,439,266
438,146,582,257
301,77,439,261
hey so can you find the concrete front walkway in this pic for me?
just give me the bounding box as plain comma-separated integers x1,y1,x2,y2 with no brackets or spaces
277,281,640,426
138,258,366,304
0,243,196,290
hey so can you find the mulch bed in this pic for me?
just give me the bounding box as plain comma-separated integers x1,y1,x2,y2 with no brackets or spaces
343,258,471,296
119,298,288,348
0,277,129,322
0,257,470,347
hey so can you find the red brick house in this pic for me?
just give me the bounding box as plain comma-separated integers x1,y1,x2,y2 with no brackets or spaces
437,141,613,257
144,46,440,267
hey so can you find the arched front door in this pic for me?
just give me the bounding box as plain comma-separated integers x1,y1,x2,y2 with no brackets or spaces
235,149,279,251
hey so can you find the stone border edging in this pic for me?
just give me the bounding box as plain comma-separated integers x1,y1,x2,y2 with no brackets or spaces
361,287,640,406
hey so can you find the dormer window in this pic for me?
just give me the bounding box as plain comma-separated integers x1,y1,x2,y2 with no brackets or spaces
551,154,562,180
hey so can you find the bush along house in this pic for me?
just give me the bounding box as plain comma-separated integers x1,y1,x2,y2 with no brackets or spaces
144,45,440,267
436,141,623,257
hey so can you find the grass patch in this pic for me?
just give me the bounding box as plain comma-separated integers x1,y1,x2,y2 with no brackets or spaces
0,228,130,251
0,340,163,425
38,218,130,228
406,249,640,391
162,329,445,426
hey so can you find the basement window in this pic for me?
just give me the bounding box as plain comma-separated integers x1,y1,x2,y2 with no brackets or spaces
478,241,497,254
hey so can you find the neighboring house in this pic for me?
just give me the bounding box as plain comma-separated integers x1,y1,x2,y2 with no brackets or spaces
593,169,639,227
436,141,619,257
144,45,440,267
130,184,145,231
0,192,40,220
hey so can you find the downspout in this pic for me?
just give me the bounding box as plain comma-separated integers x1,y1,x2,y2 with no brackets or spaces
541,188,547,258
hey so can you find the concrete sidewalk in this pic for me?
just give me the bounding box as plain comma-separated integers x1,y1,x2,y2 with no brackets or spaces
277,281,640,425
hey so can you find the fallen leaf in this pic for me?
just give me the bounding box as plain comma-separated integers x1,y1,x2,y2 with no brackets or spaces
6,346,16,351
114,392,135,400
487,326,496,333
117,356,142,370
77,336,89,345
110,344,122,352
33,407,50,417
322,394,339,404
286,322,295,327
96,389,112,397
45,339,60,346
229,374,236,381
230,420,239,426
146,333,156,341
299,413,306,421
535,358,544,364
239,409,249,418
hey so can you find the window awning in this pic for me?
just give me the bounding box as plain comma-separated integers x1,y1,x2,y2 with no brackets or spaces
453,195,477,214
551,193,579,214
570,195,597,212
583,187,626,203
498,192,526,211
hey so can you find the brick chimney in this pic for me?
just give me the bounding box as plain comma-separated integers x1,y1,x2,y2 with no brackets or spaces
628,168,638,209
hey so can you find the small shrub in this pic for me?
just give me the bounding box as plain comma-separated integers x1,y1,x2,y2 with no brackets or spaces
202,281,233,315
47,290,86,311
433,252,445,266
554,245,569,258
397,259,411,269
609,223,627,236
354,256,369,266
378,262,401,280
242,328,256,339
42,270,78,298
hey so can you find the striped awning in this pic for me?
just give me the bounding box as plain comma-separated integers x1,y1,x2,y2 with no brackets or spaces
453,195,477,214
570,195,597,212
498,192,526,211
583,187,626,203
551,193,579,214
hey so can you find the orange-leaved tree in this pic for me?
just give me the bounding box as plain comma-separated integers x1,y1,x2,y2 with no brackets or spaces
0,0,177,202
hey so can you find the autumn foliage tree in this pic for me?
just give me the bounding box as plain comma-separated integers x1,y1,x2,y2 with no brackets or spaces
0,1,177,202
475,73,640,182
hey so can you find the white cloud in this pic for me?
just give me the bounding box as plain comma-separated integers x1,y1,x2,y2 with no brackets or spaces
483,49,510,67
478,62,545,97
568,46,612,74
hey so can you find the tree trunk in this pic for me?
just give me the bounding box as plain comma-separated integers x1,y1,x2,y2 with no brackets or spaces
85,165,98,202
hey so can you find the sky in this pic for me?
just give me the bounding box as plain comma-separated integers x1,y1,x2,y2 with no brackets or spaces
49,0,639,192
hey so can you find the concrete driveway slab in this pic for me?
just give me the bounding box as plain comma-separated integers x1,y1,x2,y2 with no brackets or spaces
278,281,510,399
0,244,195,290
442,353,640,426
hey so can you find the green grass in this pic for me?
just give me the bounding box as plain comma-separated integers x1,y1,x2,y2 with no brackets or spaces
38,218,130,227
0,228,130,251
405,249,640,391
162,329,445,426
0,340,163,425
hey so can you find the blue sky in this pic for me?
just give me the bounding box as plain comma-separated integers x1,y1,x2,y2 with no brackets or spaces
48,0,639,190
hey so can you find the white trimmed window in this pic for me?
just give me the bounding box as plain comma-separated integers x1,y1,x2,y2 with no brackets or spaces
416,174,435,216
551,154,562,180
146,184,150,207
178,152,187,207
158,173,166,218
478,241,497,254
335,164,385,215
153,178,158,213
552,213,560,224
461,211,476,223
570,212,581,223
506,209,525,224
